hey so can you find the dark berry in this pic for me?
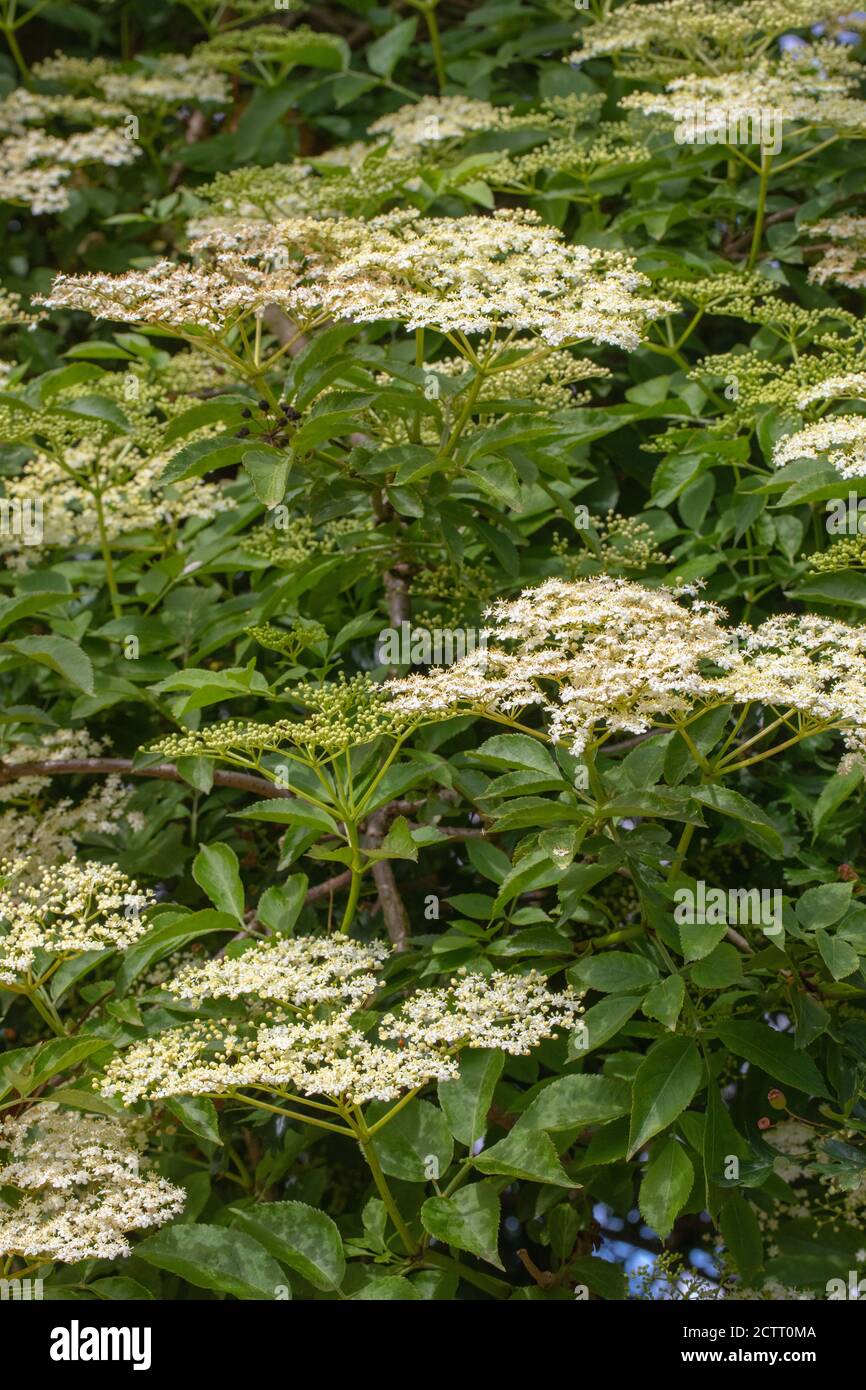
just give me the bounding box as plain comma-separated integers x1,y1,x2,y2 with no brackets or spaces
241,407,252,418
258,399,270,412
237,427,250,438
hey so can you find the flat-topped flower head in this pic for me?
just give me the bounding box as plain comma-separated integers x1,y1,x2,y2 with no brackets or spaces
388,575,731,753
379,969,582,1054
621,45,866,139
0,859,152,985
773,416,866,479
809,216,866,290
154,673,418,763
38,209,674,351
100,965,581,1106
0,1105,184,1263
570,0,846,79
368,95,515,154
171,935,391,1008
100,1012,459,1106
1,127,140,214
388,575,866,762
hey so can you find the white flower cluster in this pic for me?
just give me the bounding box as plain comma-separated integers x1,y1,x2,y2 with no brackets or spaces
569,0,842,76
621,46,866,137
809,216,866,290
171,935,390,1007
379,969,582,1054
1,127,140,214
100,936,581,1106
368,95,515,154
0,859,152,985
0,1106,184,1263
38,209,674,350
387,575,866,760
774,416,866,479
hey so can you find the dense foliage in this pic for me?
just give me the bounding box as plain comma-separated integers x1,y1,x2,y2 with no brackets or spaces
2,0,866,1303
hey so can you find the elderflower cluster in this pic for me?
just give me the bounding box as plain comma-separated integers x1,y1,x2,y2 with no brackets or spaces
153,672,418,762
773,417,866,479
719,613,866,763
101,1012,460,1106
171,936,390,1007
100,935,580,1106
1,445,228,567
620,46,866,138
0,1106,184,1263
0,860,152,985
191,24,347,77
38,209,674,350
368,95,515,154
569,0,844,78
380,969,582,1052
388,576,731,753
243,514,363,569
97,56,230,111
0,781,140,865
0,89,128,135
387,576,866,761
809,216,866,290
1,127,140,214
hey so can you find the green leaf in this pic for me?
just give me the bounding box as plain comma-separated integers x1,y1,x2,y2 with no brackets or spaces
89,1278,154,1301
115,909,237,994
242,446,292,507
641,974,685,1030
160,434,245,485
473,1127,572,1187
438,1049,504,1147
570,952,660,995
639,1138,694,1238
192,842,245,923
368,1098,453,1183
232,799,339,834
815,928,860,981
257,877,308,935
569,994,640,1057
367,17,418,77
812,767,862,836
690,785,783,854
230,1201,345,1292
353,1276,419,1300
714,1021,830,1098
420,1181,503,1269
136,1225,287,1300
515,1074,631,1133
0,636,93,693
472,734,560,778
0,591,68,633
165,1097,222,1146
720,1195,764,1282
795,883,853,931
628,1037,704,1158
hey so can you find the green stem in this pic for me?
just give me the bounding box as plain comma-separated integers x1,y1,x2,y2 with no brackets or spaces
420,1,446,92
92,488,122,619
747,151,772,272
339,821,364,934
356,1119,417,1255
26,988,67,1036
1,22,29,82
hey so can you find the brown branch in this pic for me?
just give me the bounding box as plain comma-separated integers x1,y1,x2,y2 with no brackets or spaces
364,808,410,951
0,758,286,800
722,206,797,258
305,870,353,903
